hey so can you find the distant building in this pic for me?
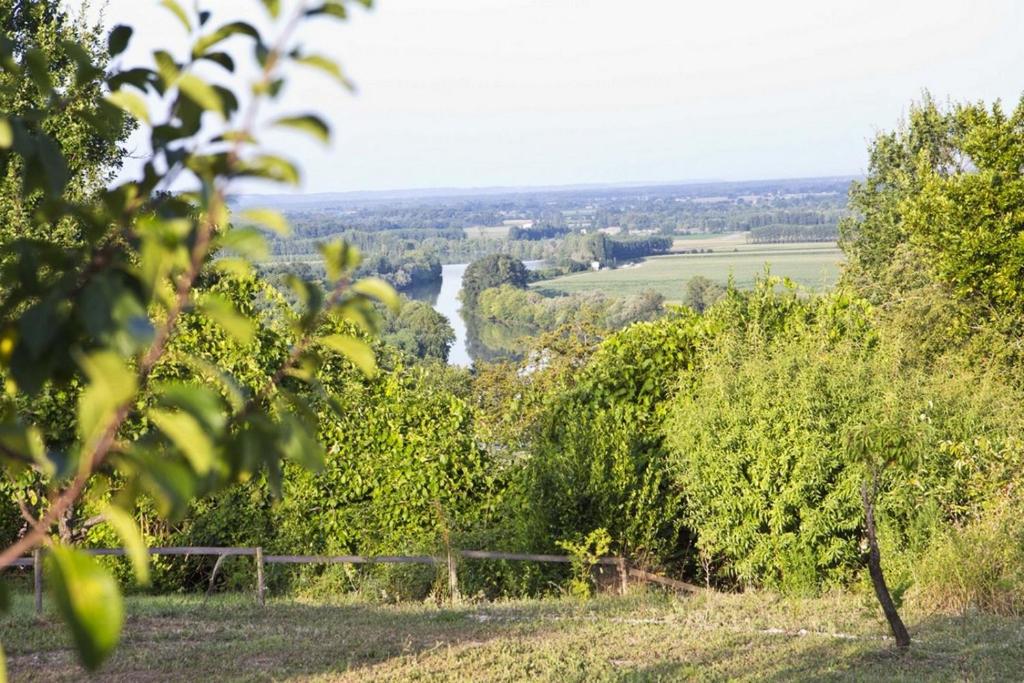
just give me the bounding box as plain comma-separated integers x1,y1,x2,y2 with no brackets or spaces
590,261,601,271
598,226,622,235
502,219,534,228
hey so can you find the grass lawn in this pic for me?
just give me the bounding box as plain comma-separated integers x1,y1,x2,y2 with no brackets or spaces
535,243,844,300
3,589,1021,681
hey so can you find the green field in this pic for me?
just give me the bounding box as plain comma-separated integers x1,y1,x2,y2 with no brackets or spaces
4,590,1021,681
535,243,844,300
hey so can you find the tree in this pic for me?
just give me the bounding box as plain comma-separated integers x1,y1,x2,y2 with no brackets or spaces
683,276,725,313
460,254,528,308
841,94,1024,344
0,0,132,250
0,0,393,671
381,298,455,362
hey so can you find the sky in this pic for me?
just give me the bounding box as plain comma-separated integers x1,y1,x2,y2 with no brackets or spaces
95,0,1024,194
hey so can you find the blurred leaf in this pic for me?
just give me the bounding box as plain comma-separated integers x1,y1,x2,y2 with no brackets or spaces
318,241,360,282
120,448,196,519
108,25,132,57
261,0,281,17
199,294,255,344
106,90,150,124
148,409,215,474
239,208,290,236
0,117,11,149
159,0,192,32
199,51,234,72
47,547,123,671
317,334,376,377
171,359,247,413
178,74,223,116
272,114,330,144
293,53,352,90
0,421,47,473
193,22,260,57
237,155,300,185
103,506,150,585
153,50,179,85
306,1,348,19
277,409,325,471
352,277,399,312
77,352,138,448
218,226,269,259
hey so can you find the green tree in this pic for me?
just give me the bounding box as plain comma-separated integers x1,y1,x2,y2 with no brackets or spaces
381,299,455,362
683,275,725,313
0,0,392,671
0,0,132,250
840,94,1024,362
460,254,528,308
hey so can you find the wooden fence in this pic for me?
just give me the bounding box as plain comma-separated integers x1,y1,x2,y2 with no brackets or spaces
7,546,700,615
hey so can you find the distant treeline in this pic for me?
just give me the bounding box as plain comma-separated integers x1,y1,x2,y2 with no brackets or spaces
507,225,572,240
748,223,839,243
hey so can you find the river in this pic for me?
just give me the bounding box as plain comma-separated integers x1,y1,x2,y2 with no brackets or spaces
408,260,544,366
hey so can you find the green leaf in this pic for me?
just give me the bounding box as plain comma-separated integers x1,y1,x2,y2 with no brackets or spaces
317,334,376,377
0,640,6,683
47,547,124,671
0,117,12,149
192,22,261,58
148,409,216,474
108,25,132,57
306,1,348,19
0,421,48,473
218,226,269,259
159,0,192,32
318,241,360,281
153,50,179,85
293,53,352,90
239,208,290,236
272,114,330,144
199,294,255,344
352,277,399,312
178,74,223,116
77,352,138,447
237,155,300,185
261,0,282,17
105,90,150,124
103,506,150,585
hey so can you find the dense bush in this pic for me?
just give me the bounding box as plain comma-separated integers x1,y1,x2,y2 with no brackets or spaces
665,283,1024,592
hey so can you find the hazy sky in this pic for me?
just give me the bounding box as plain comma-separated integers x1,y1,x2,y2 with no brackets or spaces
98,0,1023,193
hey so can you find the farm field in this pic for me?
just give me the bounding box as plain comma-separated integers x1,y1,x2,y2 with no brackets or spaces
3,590,1022,681
535,242,844,300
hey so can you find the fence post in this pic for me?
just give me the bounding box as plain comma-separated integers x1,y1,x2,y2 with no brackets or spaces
447,548,460,604
33,548,43,616
617,557,628,596
255,547,265,607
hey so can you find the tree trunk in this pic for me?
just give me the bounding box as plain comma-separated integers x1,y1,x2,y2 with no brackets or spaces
861,481,910,648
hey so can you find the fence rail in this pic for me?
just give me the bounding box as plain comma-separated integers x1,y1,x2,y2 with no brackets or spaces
5,546,696,615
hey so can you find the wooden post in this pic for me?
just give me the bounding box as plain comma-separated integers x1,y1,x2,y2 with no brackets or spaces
255,547,265,607
617,557,628,596
33,548,42,616
447,548,460,604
